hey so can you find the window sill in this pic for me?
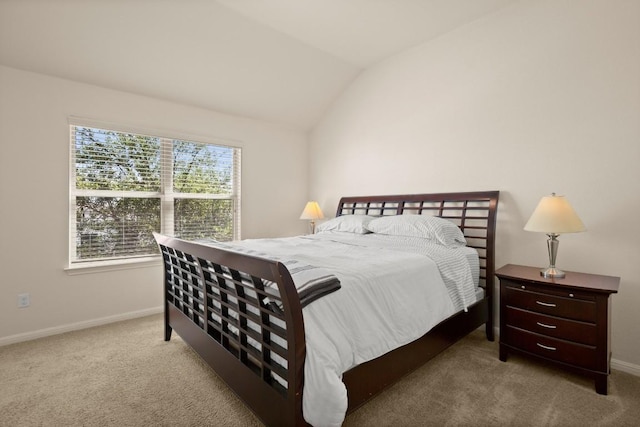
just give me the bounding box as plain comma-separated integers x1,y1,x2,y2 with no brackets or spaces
65,256,162,275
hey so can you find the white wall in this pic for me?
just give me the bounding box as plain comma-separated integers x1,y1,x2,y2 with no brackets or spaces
309,0,640,369
0,66,308,343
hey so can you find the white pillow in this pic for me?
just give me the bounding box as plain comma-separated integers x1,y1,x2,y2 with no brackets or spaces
316,215,375,234
365,215,467,247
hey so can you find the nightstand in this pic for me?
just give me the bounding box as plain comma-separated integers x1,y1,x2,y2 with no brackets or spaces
496,264,619,395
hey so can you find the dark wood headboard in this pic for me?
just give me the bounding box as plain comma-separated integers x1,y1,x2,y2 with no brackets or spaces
336,191,500,288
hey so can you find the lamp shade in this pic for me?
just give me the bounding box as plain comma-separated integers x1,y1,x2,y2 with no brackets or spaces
299,201,324,220
524,193,586,234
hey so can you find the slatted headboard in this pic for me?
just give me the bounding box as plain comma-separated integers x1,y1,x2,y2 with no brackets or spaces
336,191,500,288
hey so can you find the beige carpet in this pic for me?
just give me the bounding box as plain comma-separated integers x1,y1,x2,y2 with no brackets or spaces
1,314,638,426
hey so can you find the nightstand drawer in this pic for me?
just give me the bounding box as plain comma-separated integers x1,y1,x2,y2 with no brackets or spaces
504,286,596,322
504,306,596,346
505,326,597,370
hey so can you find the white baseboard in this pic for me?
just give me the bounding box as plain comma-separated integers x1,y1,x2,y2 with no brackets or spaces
0,306,163,347
611,358,640,377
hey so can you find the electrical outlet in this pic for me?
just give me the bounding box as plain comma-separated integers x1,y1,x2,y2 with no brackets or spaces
18,293,30,308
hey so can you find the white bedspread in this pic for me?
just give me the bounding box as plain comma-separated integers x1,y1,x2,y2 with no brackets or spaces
229,231,478,427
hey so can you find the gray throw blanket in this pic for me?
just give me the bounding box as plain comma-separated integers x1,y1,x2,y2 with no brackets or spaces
197,239,341,310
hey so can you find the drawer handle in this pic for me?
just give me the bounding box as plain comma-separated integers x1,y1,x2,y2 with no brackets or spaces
537,343,557,351
536,300,556,308
536,321,557,329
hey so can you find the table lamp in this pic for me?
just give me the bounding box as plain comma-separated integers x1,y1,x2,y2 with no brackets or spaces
300,201,324,234
524,193,586,278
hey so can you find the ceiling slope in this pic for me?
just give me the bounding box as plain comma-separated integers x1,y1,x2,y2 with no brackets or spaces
0,0,515,129
217,0,516,68
0,0,359,129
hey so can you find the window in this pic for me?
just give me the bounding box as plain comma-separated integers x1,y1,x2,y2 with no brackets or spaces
69,122,241,267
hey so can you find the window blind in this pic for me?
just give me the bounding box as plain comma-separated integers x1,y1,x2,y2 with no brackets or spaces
69,123,241,265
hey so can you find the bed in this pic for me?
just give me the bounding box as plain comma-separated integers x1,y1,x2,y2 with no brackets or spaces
154,191,499,426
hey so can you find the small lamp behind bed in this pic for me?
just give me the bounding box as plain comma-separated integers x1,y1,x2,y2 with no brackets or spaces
524,193,586,278
300,201,324,234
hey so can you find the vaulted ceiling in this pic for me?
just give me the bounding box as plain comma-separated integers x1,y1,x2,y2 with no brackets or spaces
0,0,515,130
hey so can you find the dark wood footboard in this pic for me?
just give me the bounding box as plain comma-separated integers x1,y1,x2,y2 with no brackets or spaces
154,191,499,426
154,233,307,426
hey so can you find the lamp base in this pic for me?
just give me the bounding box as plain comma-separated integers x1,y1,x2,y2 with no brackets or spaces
540,267,566,279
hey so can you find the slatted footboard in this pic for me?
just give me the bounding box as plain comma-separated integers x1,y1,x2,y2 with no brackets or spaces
153,233,307,426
